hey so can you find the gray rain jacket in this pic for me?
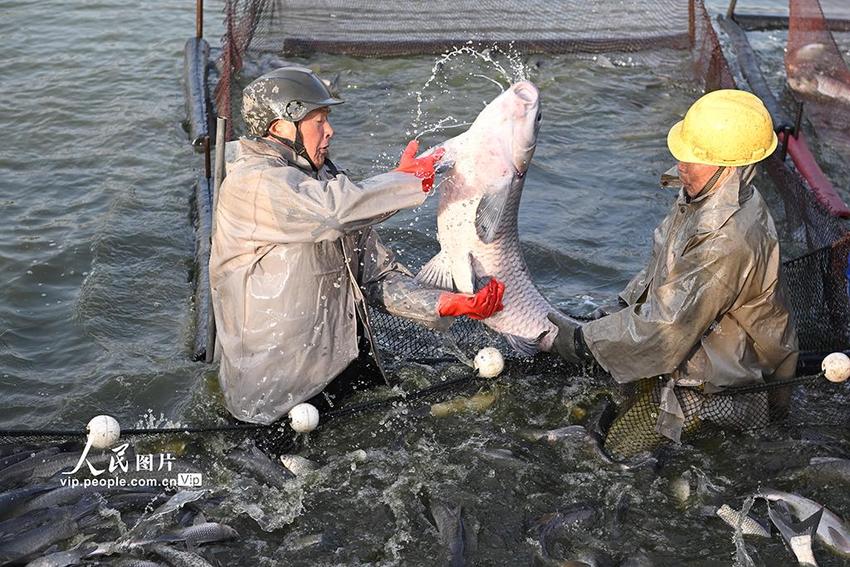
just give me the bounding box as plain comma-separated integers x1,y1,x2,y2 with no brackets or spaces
583,168,799,392
210,138,451,424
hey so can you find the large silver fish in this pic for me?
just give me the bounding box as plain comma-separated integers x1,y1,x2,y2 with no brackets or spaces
417,81,562,356
760,488,850,557
787,43,850,106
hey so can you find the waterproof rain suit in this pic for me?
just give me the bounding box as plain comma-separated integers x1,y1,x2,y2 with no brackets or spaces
210,138,451,424
583,168,799,393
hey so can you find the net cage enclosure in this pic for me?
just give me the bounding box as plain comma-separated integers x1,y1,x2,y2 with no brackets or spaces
786,0,850,157
180,0,850,445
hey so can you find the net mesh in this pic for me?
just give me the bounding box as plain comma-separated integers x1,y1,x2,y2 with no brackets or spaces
242,0,692,55
602,375,849,459
369,307,511,363
785,0,850,151
758,150,850,352
214,0,702,139
191,0,850,453
2,372,846,464
0,371,491,451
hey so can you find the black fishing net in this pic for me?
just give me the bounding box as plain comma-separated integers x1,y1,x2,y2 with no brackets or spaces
601,374,849,460
369,307,511,363
213,0,702,140
0,425,273,457
747,153,850,354
0,366,495,455
782,234,850,352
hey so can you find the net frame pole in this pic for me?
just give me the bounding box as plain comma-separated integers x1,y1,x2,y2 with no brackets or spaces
689,0,696,48
212,117,227,234
205,117,227,364
203,136,211,180
196,0,203,40
204,133,214,363
733,14,850,32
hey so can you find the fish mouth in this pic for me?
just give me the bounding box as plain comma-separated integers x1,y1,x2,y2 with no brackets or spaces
512,81,539,106
510,81,539,172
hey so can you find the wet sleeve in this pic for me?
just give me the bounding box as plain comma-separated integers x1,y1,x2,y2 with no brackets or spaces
229,166,427,244
357,229,453,331
582,233,751,382
618,265,650,306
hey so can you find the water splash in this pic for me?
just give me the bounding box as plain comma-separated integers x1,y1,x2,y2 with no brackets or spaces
133,409,184,429
368,44,532,174
732,494,758,567
413,116,473,140
409,43,533,138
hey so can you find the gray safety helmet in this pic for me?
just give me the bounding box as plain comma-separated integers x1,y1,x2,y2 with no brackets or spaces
241,66,343,137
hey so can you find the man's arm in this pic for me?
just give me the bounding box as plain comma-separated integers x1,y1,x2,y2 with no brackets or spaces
357,229,453,331
216,165,427,245
581,232,750,382
358,229,505,328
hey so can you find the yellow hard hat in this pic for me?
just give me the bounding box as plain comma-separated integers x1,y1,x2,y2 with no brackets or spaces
667,89,778,167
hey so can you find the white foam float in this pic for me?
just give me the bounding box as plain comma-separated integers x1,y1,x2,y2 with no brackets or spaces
474,347,505,378
289,403,320,433
87,415,121,449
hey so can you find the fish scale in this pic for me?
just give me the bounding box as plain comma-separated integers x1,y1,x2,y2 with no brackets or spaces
150,544,215,567
469,216,556,349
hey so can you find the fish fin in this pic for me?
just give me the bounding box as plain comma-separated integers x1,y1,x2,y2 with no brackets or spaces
475,190,510,244
768,503,822,543
193,512,207,525
473,271,490,293
828,525,850,552
326,73,341,97
415,251,456,291
504,331,548,357
504,334,538,357
586,395,617,439
469,254,497,294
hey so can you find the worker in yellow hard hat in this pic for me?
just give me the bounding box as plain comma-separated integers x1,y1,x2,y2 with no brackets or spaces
548,89,799,458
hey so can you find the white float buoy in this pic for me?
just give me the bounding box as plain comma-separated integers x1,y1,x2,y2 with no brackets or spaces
474,347,505,378
288,403,320,433
86,415,120,449
821,352,850,383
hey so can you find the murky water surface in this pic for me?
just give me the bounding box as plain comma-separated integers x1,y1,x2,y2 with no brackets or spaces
1,1,849,565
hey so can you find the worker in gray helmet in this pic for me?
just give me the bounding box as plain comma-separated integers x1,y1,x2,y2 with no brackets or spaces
547,90,798,456
210,66,505,425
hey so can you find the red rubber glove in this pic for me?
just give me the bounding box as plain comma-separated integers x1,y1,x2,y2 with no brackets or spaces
437,279,505,320
394,140,445,192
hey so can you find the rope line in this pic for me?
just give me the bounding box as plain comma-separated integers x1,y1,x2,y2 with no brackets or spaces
0,373,839,441
0,372,484,440
713,373,823,396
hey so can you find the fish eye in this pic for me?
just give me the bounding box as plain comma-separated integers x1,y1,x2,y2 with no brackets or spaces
536,112,542,123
